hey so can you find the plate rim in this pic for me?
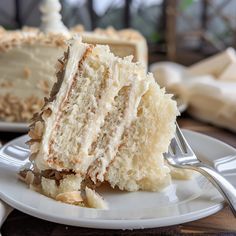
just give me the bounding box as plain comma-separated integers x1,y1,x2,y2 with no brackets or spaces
0,193,224,229
0,121,28,133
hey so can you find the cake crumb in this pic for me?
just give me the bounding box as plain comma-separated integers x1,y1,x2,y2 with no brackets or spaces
85,187,108,209
0,81,13,88
23,66,31,79
37,80,50,94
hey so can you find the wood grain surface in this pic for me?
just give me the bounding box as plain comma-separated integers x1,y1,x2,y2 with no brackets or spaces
1,114,236,235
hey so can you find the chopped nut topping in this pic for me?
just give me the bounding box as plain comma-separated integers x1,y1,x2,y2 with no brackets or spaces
28,121,44,140
71,24,84,33
23,66,31,79
56,191,83,205
29,152,37,161
0,94,44,122
37,80,50,94
25,171,35,185
42,107,52,120
0,81,13,88
0,30,67,53
30,141,40,154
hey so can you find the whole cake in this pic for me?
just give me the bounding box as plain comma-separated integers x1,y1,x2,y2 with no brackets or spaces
0,26,148,123
20,38,178,209
0,27,67,122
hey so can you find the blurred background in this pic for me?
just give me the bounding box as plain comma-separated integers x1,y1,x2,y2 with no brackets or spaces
0,0,236,65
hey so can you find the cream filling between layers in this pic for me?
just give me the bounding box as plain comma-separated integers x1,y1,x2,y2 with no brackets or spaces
74,56,149,175
89,77,150,182
35,39,88,170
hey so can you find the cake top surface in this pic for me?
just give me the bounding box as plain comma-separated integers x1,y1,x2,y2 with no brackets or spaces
0,25,145,52
72,26,146,42
0,27,68,52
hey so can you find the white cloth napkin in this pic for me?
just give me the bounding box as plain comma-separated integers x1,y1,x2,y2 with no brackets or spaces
150,54,236,132
0,200,13,235
186,77,236,132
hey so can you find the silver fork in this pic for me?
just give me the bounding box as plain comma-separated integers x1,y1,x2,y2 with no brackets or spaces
164,123,236,217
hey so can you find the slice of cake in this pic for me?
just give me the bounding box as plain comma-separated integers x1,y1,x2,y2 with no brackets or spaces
20,38,178,208
0,28,67,122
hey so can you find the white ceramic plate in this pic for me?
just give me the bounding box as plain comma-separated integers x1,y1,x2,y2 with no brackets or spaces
0,121,28,133
0,130,236,230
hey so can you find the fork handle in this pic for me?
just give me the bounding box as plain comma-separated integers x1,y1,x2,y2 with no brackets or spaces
189,163,236,217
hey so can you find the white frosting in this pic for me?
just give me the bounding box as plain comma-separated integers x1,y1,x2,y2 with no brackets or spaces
92,76,150,181
0,44,64,98
35,38,88,170
40,0,69,35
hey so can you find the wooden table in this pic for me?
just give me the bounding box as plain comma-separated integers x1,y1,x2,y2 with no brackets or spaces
1,115,236,235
